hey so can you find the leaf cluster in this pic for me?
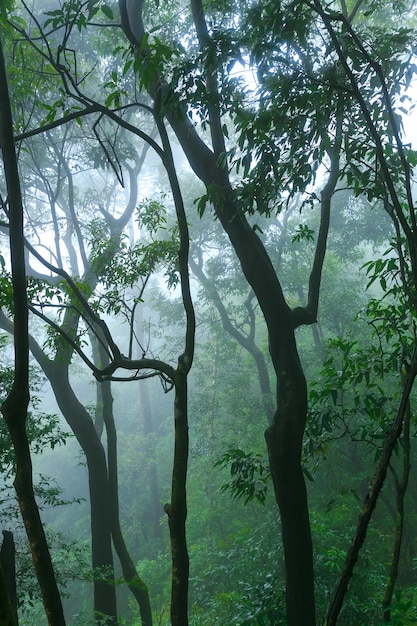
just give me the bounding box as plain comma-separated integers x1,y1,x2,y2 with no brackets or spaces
215,448,271,505
43,0,111,33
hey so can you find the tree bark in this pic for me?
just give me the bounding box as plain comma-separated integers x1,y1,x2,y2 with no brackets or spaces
265,337,316,626
97,344,153,626
0,563,17,626
43,364,118,625
154,99,195,626
0,531,17,625
0,33,66,626
164,369,190,626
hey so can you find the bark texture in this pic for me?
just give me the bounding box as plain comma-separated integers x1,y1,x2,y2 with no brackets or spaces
0,531,17,626
0,33,66,626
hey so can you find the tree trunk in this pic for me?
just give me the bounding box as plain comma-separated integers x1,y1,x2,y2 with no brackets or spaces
0,33,66,626
0,531,18,625
98,351,153,626
0,563,17,626
164,369,189,626
34,355,118,625
49,370,117,624
327,358,417,625
152,98,195,626
265,336,315,626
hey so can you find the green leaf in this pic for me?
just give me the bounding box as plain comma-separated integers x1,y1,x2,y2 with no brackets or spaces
101,5,114,20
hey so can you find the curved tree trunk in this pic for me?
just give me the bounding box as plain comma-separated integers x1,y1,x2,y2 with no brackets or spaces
45,366,118,624
153,98,195,626
265,335,315,625
24,345,118,625
0,34,66,626
97,344,153,626
326,358,417,625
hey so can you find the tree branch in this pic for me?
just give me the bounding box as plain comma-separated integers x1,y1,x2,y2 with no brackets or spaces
292,111,343,328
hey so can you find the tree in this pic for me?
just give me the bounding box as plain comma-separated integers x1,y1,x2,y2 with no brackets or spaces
0,28,65,626
116,1,345,622
1,7,197,621
0,128,154,623
0,10,156,621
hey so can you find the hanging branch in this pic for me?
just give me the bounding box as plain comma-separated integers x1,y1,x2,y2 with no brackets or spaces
292,110,343,328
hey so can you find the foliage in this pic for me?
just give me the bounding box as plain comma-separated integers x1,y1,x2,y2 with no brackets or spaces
311,506,388,625
188,512,286,626
214,448,270,505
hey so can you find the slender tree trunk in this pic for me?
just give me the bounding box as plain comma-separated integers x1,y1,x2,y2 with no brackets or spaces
327,356,417,625
152,98,195,626
0,531,18,625
86,445,118,625
0,33,65,626
34,356,118,625
97,348,153,626
49,371,118,625
164,369,189,626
